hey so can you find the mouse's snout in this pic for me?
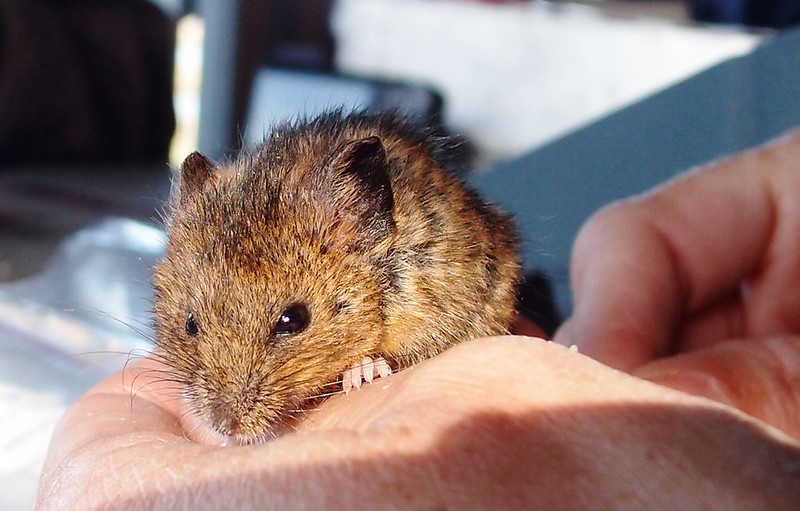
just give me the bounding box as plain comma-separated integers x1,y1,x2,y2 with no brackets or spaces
205,397,238,435
191,368,292,444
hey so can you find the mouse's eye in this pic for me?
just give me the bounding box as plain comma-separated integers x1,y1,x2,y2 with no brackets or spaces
272,303,310,337
185,311,199,336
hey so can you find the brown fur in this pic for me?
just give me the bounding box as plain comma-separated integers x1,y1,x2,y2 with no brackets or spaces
153,111,520,443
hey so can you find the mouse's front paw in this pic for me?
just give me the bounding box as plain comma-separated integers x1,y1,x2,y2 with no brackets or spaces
342,356,393,393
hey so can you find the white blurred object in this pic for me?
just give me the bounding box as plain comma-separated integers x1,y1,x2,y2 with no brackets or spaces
0,218,163,509
333,0,763,166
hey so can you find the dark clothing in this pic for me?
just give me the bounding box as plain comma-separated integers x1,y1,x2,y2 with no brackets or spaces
0,0,175,165
688,0,800,29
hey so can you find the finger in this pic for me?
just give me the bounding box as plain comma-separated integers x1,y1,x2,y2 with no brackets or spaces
556,128,800,370
675,290,744,352
634,335,800,439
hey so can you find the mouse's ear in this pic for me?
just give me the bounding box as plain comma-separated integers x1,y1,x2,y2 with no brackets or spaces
323,136,395,249
178,151,216,205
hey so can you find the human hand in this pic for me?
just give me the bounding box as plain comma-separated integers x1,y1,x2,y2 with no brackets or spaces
555,128,800,438
37,130,800,510
37,337,800,510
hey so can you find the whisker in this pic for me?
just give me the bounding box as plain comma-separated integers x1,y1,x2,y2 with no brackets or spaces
75,306,156,343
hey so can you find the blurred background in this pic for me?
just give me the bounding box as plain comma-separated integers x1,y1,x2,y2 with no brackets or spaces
1,1,798,508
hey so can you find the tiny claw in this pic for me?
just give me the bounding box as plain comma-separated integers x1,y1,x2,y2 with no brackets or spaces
362,357,375,384
343,368,353,394
341,356,393,392
351,367,363,390
374,357,392,379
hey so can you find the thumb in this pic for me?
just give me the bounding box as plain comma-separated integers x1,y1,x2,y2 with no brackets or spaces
632,336,800,439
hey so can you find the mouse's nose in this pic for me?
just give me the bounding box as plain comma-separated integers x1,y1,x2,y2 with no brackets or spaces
209,402,242,436
226,417,242,435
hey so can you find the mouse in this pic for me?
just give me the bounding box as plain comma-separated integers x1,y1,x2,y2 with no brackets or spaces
152,111,521,445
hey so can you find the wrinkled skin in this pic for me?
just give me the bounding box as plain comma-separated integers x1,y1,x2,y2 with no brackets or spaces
36,129,800,510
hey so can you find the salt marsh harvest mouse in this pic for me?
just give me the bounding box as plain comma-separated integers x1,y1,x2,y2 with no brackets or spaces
153,111,520,444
